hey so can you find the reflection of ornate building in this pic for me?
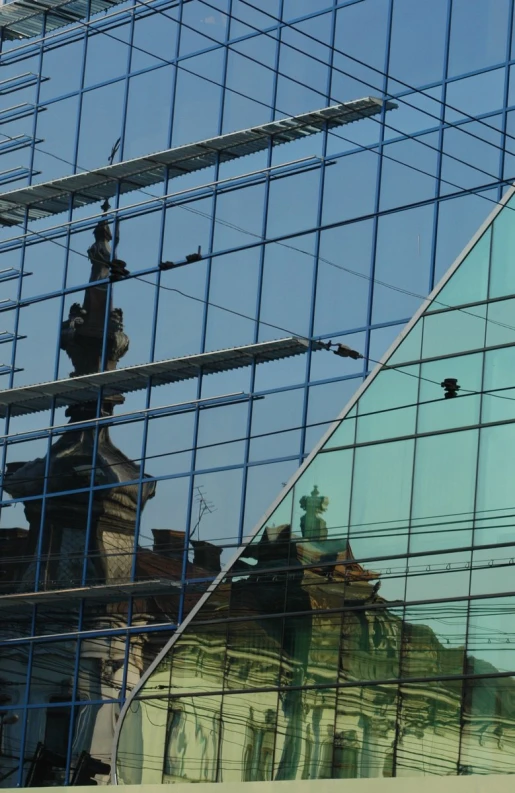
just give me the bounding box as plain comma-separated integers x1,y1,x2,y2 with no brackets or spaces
0,217,215,787
116,486,515,783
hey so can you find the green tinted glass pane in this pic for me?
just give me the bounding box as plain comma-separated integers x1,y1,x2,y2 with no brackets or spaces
357,366,418,443
291,448,353,542
334,685,398,778
273,687,338,780
405,549,471,603
117,699,144,784
460,677,515,775
350,439,414,559
410,430,478,554
225,618,282,690
434,226,490,308
470,546,515,598
301,687,337,780
388,318,423,366
280,611,314,689
306,611,342,685
482,346,515,423
396,682,461,775
485,297,515,347
489,193,515,298
422,305,486,359
467,597,515,675
273,687,308,779
278,601,342,688
340,605,402,684
164,694,223,782
324,406,357,450
475,424,515,547
417,353,482,433
170,623,227,694
128,698,169,783
219,690,278,781
355,556,407,603
402,603,467,678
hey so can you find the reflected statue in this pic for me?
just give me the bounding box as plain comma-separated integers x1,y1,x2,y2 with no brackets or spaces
117,482,515,784
3,213,154,596
60,215,129,380
299,485,329,541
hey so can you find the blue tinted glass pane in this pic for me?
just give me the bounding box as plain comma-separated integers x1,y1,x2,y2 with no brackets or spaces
445,68,506,125
448,0,510,77
389,0,448,88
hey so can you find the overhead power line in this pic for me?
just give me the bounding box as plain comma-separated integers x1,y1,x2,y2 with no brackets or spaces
0,0,514,360
0,0,512,230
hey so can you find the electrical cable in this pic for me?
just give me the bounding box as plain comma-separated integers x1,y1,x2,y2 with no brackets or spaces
128,0,515,200
3,0,515,182
2,2,515,357
5,371,515,498
0,62,514,354
4,0,515,403
233,0,515,165
0,0,512,253
4,497,515,589
3,4,515,680
4,506,515,576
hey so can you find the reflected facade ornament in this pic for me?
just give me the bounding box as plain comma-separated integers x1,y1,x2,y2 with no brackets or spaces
116,507,515,782
299,485,329,540
3,216,153,593
60,214,129,384
0,218,155,786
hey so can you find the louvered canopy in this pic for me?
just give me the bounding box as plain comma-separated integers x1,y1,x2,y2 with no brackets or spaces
0,0,130,40
0,337,324,417
0,97,397,226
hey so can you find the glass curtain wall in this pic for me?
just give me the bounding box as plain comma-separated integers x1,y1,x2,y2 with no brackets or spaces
0,0,515,785
116,184,515,782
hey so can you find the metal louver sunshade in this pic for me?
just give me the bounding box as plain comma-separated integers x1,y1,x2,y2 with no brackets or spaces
0,337,324,417
0,0,130,40
0,97,397,226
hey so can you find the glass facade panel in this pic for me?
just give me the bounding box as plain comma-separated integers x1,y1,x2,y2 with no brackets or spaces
114,142,515,781
334,685,398,778
460,677,515,775
2,0,515,785
395,682,461,775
